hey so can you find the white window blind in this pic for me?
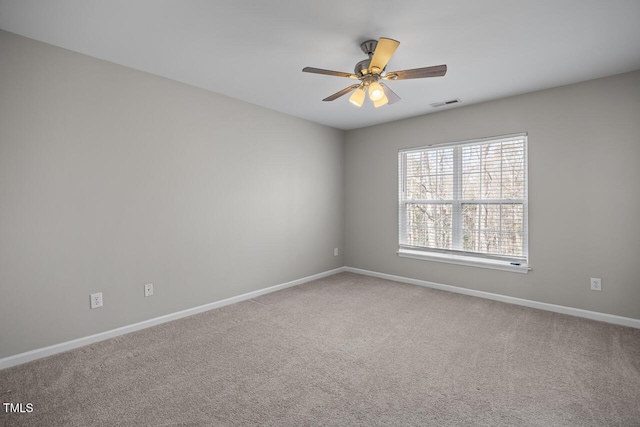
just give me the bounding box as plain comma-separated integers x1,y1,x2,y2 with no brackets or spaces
399,133,528,267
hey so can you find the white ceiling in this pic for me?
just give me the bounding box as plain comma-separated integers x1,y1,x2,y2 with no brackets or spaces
1,0,639,130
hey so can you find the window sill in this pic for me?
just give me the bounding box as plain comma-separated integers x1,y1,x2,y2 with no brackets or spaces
397,248,530,274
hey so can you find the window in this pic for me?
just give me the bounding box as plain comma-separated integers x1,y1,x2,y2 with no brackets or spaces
398,133,528,272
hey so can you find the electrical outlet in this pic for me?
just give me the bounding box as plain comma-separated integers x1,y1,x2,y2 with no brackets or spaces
144,283,154,297
90,292,103,309
590,278,602,291
334,248,339,256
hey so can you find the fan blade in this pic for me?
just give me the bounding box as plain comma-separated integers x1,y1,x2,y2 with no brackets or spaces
303,67,358,79
380,83,401,105
385,64,447,80
323,84,361,101
369,38,400,74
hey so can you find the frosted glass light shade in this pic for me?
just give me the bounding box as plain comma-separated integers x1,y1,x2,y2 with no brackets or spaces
349,87,365,107
373,93,389,108
368,82,385,101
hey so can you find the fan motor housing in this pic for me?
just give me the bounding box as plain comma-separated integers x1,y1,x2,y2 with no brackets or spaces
354,59,370,77
355,40,382,77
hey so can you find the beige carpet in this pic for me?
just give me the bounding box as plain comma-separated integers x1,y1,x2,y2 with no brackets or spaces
1,272,639,426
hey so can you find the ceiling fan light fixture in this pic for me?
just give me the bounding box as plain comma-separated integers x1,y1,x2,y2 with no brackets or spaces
349,86,366,107
368,81,385,101
302,37,447,108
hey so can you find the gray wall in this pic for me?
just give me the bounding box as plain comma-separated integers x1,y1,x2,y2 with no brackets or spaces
345,70,640,320
0,31,344,359
2,29,639,362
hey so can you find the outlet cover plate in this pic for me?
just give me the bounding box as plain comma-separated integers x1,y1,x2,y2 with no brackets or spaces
144,283,154,297
590,278,602,291
90,292,103,309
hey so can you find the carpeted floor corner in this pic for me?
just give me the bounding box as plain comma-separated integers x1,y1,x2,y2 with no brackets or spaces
1,272,639,426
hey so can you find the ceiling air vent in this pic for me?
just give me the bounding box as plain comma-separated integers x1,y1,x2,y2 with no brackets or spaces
430,98,461,108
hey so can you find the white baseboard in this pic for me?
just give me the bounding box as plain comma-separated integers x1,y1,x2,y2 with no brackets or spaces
344,267,640,329
0,267,346,370
4,265,637,370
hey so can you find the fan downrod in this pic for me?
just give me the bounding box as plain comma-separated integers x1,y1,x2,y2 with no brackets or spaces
360,40,378,56
354,40,379,76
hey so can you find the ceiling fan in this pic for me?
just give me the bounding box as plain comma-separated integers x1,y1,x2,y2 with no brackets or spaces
303,37,447,108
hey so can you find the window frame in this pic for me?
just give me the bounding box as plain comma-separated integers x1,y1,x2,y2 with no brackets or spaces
398,133,529,273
